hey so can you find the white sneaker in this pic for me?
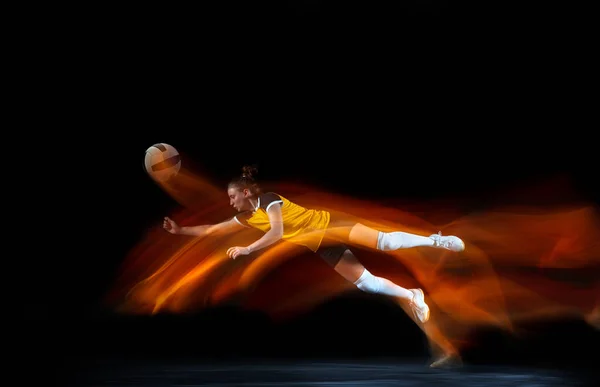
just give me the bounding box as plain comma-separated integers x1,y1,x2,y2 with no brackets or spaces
430,231,465,252
409,288,430,323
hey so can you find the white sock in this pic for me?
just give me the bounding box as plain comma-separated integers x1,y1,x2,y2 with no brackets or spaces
354,269,413,300
377,231,434,251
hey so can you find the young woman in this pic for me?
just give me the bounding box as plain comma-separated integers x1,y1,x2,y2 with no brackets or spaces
163,165,466,324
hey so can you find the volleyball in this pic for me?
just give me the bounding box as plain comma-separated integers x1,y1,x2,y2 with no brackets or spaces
144,143,181,182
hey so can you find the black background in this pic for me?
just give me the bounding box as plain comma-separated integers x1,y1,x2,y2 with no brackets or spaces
11,0,598,378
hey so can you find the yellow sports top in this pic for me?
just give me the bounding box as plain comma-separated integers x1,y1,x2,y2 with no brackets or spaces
234,192,330,252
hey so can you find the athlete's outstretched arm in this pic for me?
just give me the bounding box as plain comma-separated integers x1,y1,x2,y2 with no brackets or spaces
163,217,245,238
227,203,284,259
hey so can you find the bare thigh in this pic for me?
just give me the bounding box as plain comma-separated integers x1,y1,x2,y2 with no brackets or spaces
325,213,380,250
324,222,380,250
320,214,381,282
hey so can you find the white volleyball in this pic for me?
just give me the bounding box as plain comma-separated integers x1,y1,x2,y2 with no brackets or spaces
144,143,181,182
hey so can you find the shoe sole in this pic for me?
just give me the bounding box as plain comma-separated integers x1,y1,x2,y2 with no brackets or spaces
412,288,430,323
432,233,466,252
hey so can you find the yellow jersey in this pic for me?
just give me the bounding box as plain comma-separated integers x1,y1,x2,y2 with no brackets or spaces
234,192,330,252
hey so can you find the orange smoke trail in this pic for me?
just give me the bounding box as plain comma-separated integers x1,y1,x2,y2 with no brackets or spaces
148,152,224,211
108,170,600,356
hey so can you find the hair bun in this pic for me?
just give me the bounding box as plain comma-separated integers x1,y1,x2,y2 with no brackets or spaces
241,164,259,179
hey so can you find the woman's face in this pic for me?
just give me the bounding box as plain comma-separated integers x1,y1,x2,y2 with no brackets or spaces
228,187,252,212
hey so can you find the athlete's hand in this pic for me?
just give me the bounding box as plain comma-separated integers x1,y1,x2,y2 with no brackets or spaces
163,217,181,234
227,246,251,260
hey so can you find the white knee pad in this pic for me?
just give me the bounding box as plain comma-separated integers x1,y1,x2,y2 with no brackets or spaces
354,269,381,294
377,231,404,251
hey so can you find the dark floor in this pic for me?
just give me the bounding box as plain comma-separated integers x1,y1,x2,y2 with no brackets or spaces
25,296,600,386
58,357,596,387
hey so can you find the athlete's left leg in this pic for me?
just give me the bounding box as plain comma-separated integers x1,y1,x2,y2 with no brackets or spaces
325,222,465,253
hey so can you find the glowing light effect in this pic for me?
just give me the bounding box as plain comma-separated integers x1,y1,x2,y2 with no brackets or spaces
108,166,600,356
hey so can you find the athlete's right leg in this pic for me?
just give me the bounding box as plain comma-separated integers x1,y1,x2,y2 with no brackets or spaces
318,244,430,323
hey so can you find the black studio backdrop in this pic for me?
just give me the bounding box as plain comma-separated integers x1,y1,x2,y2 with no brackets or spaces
14,0,597,370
